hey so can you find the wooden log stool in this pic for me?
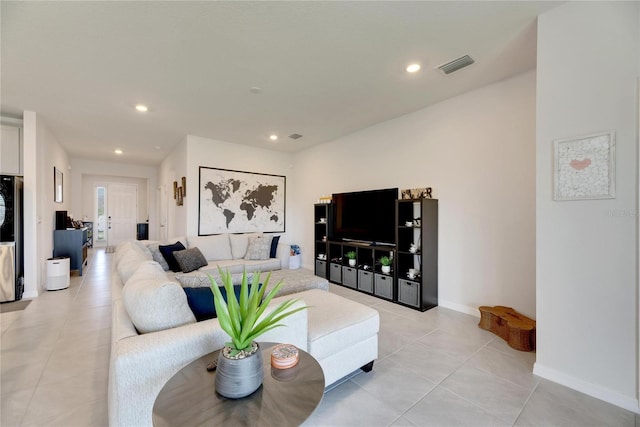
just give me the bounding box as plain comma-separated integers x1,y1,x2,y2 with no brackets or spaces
478,306,536,352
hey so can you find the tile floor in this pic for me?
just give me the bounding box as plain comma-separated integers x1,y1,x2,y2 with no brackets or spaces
1,249,638,426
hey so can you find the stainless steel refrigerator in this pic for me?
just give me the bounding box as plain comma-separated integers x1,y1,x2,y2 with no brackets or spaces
0,175,24,302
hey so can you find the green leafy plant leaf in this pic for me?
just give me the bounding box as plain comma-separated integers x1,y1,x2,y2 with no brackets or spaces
208,268,308,353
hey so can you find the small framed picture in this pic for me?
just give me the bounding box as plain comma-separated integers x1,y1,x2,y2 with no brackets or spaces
553,131,615,201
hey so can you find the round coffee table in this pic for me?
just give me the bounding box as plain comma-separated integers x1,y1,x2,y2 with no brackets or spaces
152,342,325,427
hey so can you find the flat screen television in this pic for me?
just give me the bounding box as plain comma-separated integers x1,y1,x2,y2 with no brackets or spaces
331,188,398,245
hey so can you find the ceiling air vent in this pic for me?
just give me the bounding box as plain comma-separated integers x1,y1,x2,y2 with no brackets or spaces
437,54,475,75
288,133,303,140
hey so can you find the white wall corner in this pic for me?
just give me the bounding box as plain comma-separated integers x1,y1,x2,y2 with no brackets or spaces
438,299,481,317
533,363,640,414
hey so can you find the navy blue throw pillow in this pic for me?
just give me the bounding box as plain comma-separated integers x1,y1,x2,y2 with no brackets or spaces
158,241,186,272
183,285,243,322
270,235,280,258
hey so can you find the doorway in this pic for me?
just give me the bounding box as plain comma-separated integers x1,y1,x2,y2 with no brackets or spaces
94,183,138,248
106,183,138,247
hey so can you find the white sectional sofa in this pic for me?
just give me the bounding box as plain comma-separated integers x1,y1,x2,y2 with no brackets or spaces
109,237,379,427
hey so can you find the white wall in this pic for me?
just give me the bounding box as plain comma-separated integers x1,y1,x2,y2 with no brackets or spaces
293,71,537,318
158,138,187,239
22,111,71,297
70,158,158,240
176,135,295,244
535,2,638,412
80,174,148,222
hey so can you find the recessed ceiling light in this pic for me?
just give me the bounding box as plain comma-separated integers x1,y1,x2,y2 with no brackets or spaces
135,104,148,112
154,146,161,150
114,149,123,155
269,134,278,141
406,63,421,73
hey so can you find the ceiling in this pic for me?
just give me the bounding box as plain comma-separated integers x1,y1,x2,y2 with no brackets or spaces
1,1,560,166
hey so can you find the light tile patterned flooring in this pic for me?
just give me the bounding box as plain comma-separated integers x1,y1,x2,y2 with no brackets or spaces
1,249,637,426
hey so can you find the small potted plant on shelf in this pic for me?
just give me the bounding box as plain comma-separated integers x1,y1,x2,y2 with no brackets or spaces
345,251,357,267
379,256,392,274
209,268,307,399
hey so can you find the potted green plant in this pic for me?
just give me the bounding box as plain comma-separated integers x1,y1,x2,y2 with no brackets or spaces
345,250,357,267
209,268,306,398
379,256,392,274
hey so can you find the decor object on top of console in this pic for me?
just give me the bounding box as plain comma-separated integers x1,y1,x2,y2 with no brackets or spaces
199,167,285,235
208,269,307,398
553,130,615,201
401,187,432,200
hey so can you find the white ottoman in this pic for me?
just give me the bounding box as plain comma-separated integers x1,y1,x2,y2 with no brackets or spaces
296,289,379,386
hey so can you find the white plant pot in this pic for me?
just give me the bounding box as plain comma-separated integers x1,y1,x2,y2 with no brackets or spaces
381,265,391,274
349,259,356,267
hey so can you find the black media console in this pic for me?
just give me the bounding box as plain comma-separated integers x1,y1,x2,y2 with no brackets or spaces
313,196,438,311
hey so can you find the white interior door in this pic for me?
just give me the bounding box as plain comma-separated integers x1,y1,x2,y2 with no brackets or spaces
107,183,137,246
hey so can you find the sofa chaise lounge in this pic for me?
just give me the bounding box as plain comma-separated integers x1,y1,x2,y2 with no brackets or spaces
109,237,380,426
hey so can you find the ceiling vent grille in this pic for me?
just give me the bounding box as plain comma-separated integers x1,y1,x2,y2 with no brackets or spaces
288,133,303,140
437,54,475,75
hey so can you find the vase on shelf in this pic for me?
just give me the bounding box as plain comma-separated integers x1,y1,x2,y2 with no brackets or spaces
381,265,391,274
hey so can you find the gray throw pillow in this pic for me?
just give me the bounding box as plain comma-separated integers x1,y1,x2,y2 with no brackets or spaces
244,235,272,260
146,243,171,271
173,247,208,273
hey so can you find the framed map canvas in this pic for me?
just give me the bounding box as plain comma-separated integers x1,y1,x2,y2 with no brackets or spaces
553,131,615,201
198,167,285,235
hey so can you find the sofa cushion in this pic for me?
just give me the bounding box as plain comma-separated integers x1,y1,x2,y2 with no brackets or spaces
270,235,280,258
145,243,171,271
115,240,152,266
174,271,253,288
244,235,272,260
131,240,153,258
183,285,243,321
116,248,154,284
264,269,330,297
198,259,282,275
173,247,208,273
122,262,196,333
188,234,232,261
298,289,380,361
159,241,186,272
229,232,261,259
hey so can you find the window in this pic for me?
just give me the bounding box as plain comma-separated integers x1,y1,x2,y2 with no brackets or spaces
96,186,106,242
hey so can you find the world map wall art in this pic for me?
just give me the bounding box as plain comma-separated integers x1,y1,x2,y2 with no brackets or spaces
198,167,286,235
553,130,615,201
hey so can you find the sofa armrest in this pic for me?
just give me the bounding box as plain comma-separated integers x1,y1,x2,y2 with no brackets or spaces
109,297,307,427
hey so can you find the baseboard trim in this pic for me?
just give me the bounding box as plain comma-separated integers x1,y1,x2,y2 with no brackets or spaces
22,290,38,299
533,362,639,414
438,299,480,317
